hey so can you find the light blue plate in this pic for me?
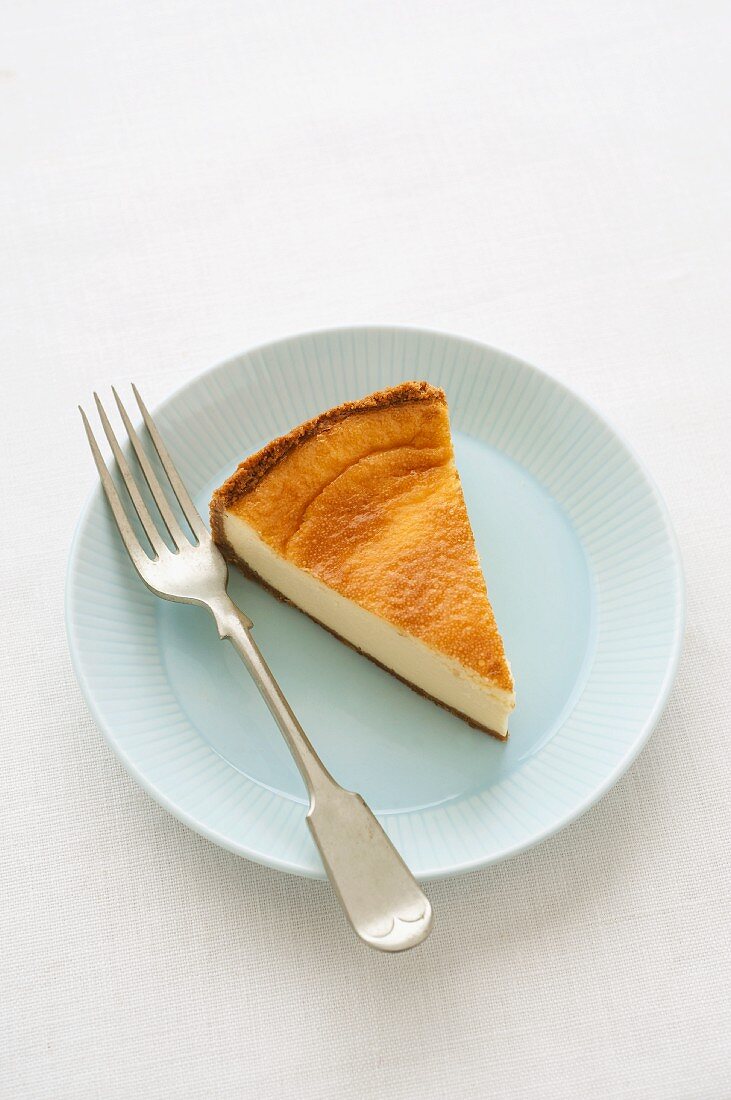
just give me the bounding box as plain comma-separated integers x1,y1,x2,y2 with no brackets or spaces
66,327,684,879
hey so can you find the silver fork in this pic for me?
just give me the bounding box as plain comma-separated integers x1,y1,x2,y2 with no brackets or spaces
80,386,433,953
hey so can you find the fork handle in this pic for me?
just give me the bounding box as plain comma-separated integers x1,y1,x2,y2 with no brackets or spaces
209,594,433,952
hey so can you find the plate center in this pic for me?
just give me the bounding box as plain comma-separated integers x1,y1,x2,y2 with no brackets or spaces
157,431,595,814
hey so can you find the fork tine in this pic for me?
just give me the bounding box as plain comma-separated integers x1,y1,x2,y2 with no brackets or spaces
111,387,189,547
94,394,167,556
79,407,152,574
131,383,208,540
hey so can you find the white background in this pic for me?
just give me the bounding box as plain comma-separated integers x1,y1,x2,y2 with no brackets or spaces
2,2,730,1097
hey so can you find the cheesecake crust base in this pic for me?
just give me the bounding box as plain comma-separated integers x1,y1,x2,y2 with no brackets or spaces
219,542,509,742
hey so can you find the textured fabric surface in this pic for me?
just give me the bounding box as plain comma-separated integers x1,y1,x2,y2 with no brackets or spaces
2,2,730,1097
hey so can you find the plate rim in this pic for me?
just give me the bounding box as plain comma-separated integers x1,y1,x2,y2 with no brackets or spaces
65,324,685,879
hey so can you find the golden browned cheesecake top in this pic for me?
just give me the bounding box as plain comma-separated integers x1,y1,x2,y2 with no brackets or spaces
211,382,513,692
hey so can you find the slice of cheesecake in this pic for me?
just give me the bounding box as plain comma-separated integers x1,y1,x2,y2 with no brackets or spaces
210,382,515,738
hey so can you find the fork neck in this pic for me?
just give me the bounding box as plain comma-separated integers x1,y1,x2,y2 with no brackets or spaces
207,593,335,801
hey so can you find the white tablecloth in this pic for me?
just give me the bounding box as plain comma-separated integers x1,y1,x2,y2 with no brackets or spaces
3,2,730,1097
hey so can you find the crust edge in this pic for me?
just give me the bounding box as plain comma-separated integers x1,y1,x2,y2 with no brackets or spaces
219,543,508,742
209,381,446,543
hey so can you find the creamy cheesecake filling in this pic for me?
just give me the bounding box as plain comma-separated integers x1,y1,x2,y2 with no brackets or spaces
223,512,514,737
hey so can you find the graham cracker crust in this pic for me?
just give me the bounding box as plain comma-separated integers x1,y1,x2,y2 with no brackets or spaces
218,542,508,743
209,380,446,542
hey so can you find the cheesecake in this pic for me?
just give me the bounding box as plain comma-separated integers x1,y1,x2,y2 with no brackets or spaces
210,382,515,738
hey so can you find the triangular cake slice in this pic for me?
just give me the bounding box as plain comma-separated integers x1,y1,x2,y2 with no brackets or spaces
210,382,515,738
